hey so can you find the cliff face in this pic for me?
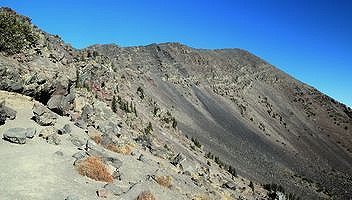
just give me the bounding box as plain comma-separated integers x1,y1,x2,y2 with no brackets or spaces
0,8,351,199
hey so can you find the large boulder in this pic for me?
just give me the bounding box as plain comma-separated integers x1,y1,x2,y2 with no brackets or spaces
98,121,121,137
222,181,236,190
81,104,94,123
3,127,36,144
38,126,58,138
0,101,16,125
47,85,75,115
32,103,57,126
38,127,61,145
58,124,71,135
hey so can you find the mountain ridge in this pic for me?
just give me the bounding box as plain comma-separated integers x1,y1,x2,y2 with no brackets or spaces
0,7,351,199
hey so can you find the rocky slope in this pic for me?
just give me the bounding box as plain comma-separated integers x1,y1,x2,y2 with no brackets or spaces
0,8,351,200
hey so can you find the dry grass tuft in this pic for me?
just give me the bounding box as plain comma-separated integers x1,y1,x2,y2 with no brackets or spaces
137,191,156,200
91,135,102,144
76,156,113,182
155,175,172,188
105,144,133,155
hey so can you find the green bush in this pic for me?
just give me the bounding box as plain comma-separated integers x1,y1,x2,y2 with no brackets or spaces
0,7,38,54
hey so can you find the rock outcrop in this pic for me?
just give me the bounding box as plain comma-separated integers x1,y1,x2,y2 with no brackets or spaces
0,101,16,125
32,103,57,126
3,127,36,144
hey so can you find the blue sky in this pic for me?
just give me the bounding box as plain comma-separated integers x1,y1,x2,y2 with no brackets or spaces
2,0,351,107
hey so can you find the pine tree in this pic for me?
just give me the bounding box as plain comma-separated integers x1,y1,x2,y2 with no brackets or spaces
112,95,117,113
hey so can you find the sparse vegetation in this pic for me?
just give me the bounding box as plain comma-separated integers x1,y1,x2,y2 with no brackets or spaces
116,96,136,115
191,137,202,148
155,175,172,188
105,144,133,155
263,183,299,200
205,152,214,159
137,191,155,200
249,181,254,192
161,110,177,129
228,165,237,177
0,7,38,54
145,122,153,134
91,135,102,144
137,86,145,100
112,95,117,113
153,105,160,117
76,156,113,182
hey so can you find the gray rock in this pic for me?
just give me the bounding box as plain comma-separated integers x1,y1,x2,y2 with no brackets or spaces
47,86,75,116
138,154,146,162
39,126,58,138
74,119,87,129
98,121,120,136
100,133,115,146
59,124,71,135
72,151,87,160
0,101,16,125
275,192,286,200
70,136,85,147
7,81,23,92
47,95,64,112
25,128,36,138
104,182,130,196
32,103,57,126
96,188,110,198
81,104,94,122
222,181,236,190
47,134,61,145
171,153,186,166
3,128,27,144
103,156,123,169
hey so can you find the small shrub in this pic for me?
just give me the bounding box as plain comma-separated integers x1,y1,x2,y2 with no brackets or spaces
76,156,113,182
228,165,237,177
249,181,254,192
91,135,101,144
105,144,132,155
153,106,160,116
137,191,155,200
172,117,177,129
205,152,214,159
93,51,99,57
155,175,172,188
145,122,153,134
0,7,38,54
137,86,145,100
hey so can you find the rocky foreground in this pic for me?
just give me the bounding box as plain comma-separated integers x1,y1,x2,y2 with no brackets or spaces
0,90,271,200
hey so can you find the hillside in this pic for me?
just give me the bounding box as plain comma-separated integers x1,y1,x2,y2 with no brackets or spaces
0,8,351,199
